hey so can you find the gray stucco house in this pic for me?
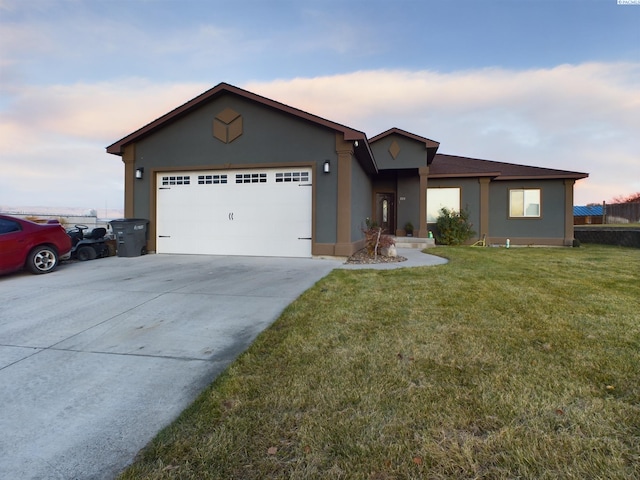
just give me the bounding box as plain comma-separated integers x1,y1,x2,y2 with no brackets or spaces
107,82,588,257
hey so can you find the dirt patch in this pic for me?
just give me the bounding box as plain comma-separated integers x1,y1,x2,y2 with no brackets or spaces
345,248,407,265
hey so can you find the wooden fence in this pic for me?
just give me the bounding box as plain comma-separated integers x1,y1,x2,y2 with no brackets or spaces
605,202,640,223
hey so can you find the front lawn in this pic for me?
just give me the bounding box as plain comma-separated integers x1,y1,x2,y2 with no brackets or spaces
120,245,640,479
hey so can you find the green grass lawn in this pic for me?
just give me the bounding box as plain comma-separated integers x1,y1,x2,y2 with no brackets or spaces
119,245,640,480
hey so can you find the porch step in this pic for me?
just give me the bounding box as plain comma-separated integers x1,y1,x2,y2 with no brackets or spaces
394,237,436,249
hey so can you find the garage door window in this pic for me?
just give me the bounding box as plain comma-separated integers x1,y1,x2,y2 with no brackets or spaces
162,175,191,186
276,171,309,183
236,173,267,184
198,174,227,185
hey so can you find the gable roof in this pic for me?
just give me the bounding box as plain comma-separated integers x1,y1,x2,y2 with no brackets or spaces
106,82,376,171
369,128,440,165
429,153,589,180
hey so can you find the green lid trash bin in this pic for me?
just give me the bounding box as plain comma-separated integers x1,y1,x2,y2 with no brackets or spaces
109,219,149,257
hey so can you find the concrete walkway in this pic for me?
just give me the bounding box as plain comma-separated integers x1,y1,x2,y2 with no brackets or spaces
0,249,445,479
338,247,448,270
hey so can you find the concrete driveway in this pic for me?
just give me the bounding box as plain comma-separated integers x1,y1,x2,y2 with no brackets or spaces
0,250,446,479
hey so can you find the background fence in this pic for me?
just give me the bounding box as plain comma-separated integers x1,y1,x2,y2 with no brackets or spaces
605,202,640,223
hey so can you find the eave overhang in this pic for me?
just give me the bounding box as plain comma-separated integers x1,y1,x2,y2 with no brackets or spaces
494,173,589,181
427,172,589,180
428,171,501,179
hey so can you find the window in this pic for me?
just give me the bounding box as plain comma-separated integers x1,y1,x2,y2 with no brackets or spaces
235,173,267,184
198,174,227,185
162,175,190,186
427,187,460,222
510,189,541,217
275,171,309,183
0,218,21,234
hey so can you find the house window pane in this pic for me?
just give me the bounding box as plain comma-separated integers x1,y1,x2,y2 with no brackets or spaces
510,190,524,217
510,189,540,217
427,187,460,222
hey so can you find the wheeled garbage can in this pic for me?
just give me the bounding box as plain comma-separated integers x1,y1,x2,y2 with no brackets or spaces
109,219,149,257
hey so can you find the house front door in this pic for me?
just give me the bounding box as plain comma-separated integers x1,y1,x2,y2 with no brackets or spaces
375,193,395,235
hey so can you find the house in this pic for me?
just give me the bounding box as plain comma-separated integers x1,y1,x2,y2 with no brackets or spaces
107,82,588,257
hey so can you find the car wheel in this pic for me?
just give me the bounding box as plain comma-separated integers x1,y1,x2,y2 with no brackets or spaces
26,246,59,274
77,245,97,261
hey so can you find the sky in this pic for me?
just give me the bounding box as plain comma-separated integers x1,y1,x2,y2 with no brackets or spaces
1,0,639,216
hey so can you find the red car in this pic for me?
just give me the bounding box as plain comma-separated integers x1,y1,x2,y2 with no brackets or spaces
0,214,72,275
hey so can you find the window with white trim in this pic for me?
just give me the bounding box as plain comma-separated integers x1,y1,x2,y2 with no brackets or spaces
427,187,461,222
510,189,541,218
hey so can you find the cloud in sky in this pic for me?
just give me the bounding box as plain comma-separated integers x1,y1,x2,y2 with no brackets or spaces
247,64,640,204
1,63,639,211
0,79,209,210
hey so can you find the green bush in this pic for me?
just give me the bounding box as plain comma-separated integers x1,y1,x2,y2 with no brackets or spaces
435,207,476,245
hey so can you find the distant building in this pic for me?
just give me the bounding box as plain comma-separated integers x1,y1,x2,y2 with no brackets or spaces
573,205,604,225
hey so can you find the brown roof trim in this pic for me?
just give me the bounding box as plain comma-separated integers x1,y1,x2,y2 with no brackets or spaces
494,174,588,180
106,82,369,156
428,172,502,179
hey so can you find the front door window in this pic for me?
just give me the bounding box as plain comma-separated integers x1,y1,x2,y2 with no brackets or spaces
375,193,395,234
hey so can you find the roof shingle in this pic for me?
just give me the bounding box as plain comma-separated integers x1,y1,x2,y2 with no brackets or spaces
429,154,588,180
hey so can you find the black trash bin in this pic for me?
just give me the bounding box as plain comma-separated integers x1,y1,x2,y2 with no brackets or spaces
109,219,149,257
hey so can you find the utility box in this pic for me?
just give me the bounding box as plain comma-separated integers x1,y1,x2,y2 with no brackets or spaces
109,219,149,257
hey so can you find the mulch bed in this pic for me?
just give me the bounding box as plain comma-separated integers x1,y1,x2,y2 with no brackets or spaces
345,248,408,265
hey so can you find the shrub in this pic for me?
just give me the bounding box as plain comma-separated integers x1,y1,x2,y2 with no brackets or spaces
362,219,395,256
435,207,475,245
404,221,414,235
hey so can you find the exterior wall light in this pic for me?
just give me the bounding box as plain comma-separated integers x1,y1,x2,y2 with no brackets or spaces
135,167,144,179
323,160,330,174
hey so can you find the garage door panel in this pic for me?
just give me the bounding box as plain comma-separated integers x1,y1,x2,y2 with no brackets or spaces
156,168,312,257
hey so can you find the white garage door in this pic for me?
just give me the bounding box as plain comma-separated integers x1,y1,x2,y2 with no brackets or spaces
156,168,312,257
